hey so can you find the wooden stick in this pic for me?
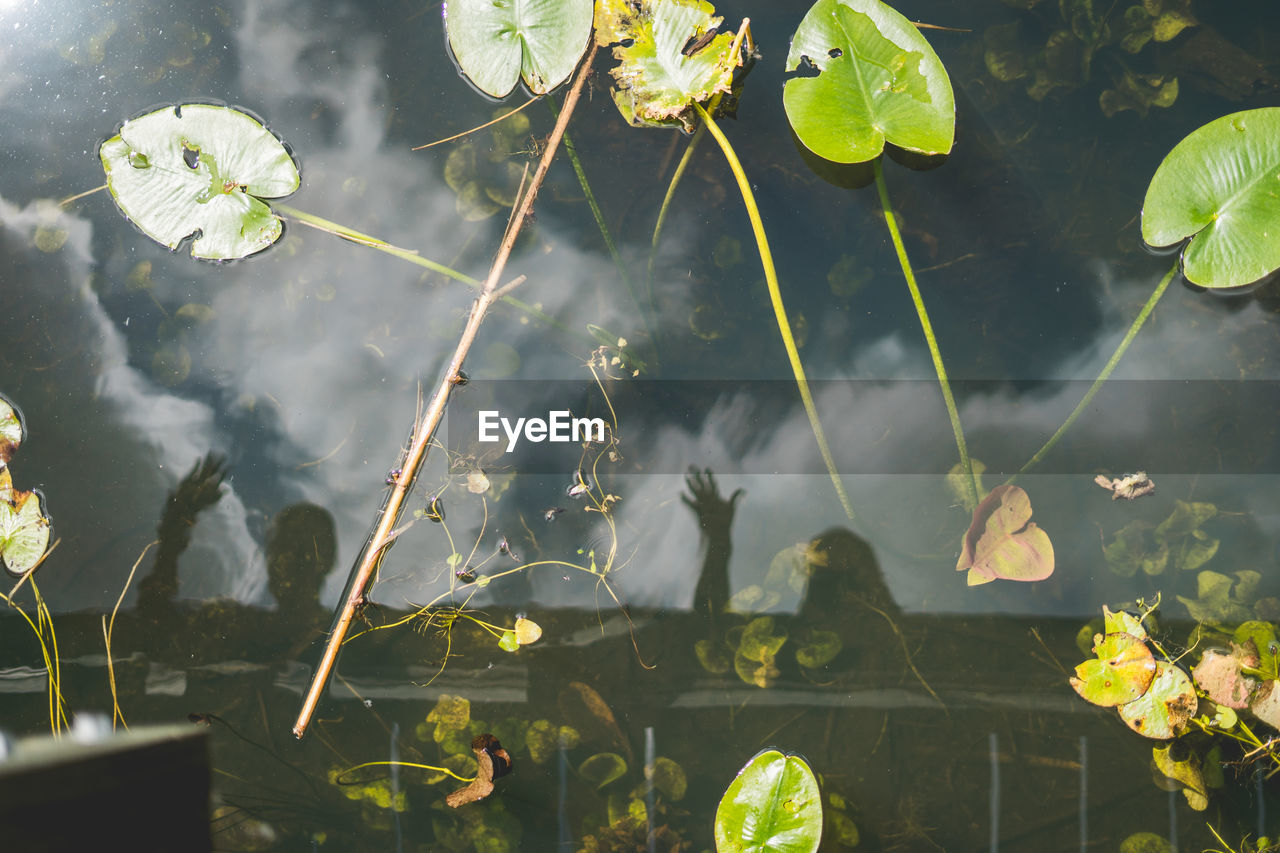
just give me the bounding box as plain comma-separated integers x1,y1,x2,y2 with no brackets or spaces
293,43,600,740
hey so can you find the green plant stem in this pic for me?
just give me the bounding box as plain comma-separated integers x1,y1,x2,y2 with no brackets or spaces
873,159,978,510
1007,260,1178,483
648,122,705,295
694,102,854,521
547,100,657,349
273,202,573,338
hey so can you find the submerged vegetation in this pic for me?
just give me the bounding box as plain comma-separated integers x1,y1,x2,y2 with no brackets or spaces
2,0,1279,848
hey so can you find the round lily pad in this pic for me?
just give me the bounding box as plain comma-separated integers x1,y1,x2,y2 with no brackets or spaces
1142,108,1280,288
715,749,822,853
100,104,299,260
1070,632,1157,707
446,0,593,98
1118,661,1197,739
0,487,51,577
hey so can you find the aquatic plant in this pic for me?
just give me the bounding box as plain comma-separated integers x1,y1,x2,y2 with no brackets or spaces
715,748,823,853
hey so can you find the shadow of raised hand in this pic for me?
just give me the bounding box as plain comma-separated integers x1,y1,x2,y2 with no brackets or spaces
682,467,743,622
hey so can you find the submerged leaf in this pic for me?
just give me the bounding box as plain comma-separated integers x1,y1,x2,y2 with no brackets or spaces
956,485,1054,584
784,0,955,164
1142,108,1280,288
595,0,741,132
445,0,593,98
578,752,628,788
100,104,299,260
715,749,822,853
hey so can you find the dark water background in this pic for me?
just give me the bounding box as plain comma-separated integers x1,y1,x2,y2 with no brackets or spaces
2,0,1279,849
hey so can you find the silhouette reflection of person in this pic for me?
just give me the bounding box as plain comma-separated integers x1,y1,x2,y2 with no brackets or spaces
682,467,898,635
136,453,335,662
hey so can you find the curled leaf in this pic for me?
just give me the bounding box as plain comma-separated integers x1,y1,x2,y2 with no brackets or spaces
446,733,513,808
956,485,1054,584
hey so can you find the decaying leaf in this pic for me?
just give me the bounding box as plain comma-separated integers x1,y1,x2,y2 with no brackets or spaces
1117,661,1197,739
1094,471,1155,500
446,733,513,808
956,484,1054,585
1151,743,1219,811
561,681,632,761
1191,643,1259,710
0,395,21,469
1248,679,1280,730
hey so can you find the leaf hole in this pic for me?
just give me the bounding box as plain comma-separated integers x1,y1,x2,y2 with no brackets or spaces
828,48,842,58
182,144,200,170
619,37,635,48
789,55,821,80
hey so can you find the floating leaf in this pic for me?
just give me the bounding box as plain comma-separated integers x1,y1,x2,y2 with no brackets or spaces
0,395,22,468
100,104,299,260
514,617,542,645
1070,632,1157,707
1142,108,1280,288
956,484,1055,585
1192,643,1259,709
1248,680,1280,730
0,486,51,577
578,752,628,789
1118,661,1197,739
445,0,593,98
1103,605,1149,642
715,749,822,853
783,0,955,164
595,0,741,132
498,630,520,652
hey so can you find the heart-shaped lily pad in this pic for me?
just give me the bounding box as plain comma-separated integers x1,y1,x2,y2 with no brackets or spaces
1142,108,1280,288
1118,661,1197,739
0,395,22,469
956,484,1055,585
595,0,741,132
100,104,300,260
0,471,51,578
715,749,822,853
1070,632,1157,707
783,0,955,164
446,0,593,98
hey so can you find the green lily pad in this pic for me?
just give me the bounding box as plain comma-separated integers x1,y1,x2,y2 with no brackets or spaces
1070,632,1157,706
595,0,741,132
0,482,51,578
100,104,299,260
1142,108,1280,288
956,484,1055,585
695,637,732,674
0,395,22,468
1117,661,1197,739
1103,605,1149,641
578,752,628,789
783,0,955,164
445,0,593,98
734,616,788,688
525,719,579,764
715,749,822,853
1120,832,1173,853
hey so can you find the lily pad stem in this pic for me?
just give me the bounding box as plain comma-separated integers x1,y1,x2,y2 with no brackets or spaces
648,121,706,305
694,101,854,521
874,159,978,510
273,202,573,338
548,100,657,351
1007,260,1178,484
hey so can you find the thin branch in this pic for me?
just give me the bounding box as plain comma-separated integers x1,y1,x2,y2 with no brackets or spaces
293,43,601,740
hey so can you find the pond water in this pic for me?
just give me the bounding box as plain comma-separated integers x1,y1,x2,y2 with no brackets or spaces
2,0,1279,849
